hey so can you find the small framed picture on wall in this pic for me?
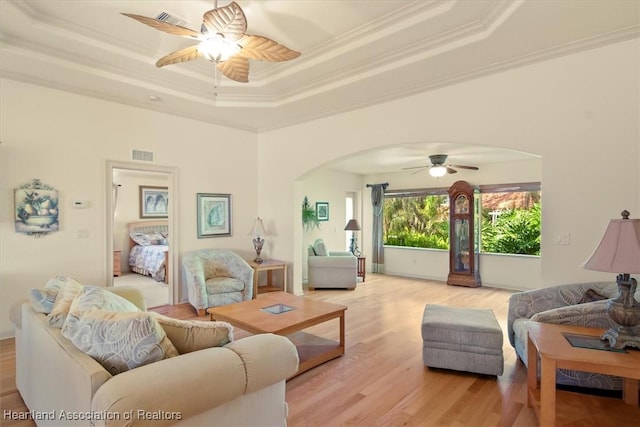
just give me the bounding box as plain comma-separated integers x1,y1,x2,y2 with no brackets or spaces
316,201,329,221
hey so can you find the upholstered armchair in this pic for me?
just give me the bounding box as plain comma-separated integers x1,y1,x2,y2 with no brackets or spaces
182,249,254,316
307,239,357,289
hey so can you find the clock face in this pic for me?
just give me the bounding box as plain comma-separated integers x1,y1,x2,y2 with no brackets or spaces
455,194,469,214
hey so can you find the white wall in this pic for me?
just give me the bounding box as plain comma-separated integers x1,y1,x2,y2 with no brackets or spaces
259,39,640,296
0,79,259,338
298,169,363,282
2,39,639,338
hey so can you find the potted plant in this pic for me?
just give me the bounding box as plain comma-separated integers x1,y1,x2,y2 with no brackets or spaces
302,197,320,230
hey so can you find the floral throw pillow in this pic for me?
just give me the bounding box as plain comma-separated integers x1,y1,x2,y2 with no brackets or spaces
29,276,67,314
47,277,84,328
65,310,178,375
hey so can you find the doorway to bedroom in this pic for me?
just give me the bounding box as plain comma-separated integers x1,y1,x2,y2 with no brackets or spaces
107,162,178,308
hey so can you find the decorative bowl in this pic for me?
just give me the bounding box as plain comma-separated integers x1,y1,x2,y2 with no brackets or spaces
24,215,57,226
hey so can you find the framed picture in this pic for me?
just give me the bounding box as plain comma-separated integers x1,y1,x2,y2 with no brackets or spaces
140,186,169,218
197,193,232,238
316,201,329,221
15,179,60,237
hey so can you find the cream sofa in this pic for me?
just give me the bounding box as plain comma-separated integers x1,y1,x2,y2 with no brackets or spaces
307,239,357,289
10,286,299,427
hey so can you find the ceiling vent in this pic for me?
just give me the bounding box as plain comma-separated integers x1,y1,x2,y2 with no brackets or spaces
154,11,188,28
131,149,155,163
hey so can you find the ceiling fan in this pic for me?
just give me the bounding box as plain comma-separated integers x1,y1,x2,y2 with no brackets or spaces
122,1,301,83
403,154,479,177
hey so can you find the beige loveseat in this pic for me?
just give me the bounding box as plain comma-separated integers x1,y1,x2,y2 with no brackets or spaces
307,239,357,289
10,286,299,426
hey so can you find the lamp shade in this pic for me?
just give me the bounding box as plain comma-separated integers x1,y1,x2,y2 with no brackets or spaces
583,215,640,273
429,165,447,177
249,217,267,236
344,219,361,231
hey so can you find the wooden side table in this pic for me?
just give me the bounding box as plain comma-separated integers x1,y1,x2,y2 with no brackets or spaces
357,257,366,282
247,259,288,299
526,322,640,426
113,250,122,277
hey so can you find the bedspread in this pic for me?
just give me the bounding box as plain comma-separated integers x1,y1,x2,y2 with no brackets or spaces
129,244,168,282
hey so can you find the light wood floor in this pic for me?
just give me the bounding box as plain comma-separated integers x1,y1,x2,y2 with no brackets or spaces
2,274,639,426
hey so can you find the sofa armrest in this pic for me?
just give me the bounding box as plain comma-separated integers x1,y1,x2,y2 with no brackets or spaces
91,334,298,426
506,281,616,347
328,251,353,257
308,255,357,269
530,300,616,329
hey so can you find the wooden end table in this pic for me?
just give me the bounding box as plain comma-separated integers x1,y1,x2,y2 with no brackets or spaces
247,259,288,298
526,322,640,426
207,292,347,377
357,257,366,282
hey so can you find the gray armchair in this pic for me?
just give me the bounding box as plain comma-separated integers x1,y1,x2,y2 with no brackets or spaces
182,249,253,316
307,239,357,289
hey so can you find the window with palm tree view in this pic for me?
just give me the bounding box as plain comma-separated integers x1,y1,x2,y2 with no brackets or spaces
383,183,540,256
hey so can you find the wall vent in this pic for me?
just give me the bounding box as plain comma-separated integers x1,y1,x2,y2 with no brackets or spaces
155,11,188,28
131,149,155,163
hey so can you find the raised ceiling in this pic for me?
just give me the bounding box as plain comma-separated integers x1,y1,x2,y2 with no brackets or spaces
2,0,638,135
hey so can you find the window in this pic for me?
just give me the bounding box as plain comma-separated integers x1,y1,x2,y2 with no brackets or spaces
383,183,540,255
383,187,449,249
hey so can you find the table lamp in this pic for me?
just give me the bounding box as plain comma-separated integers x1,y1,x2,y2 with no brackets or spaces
344,219,361,256
583,210,640,349
249,217,267,264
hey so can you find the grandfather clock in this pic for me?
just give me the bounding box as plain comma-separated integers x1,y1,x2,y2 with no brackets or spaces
447,180,481,287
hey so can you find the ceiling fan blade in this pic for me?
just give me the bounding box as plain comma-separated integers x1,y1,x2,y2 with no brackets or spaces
451,165,479,170
121,13,201,38
156,45,202,68
446,167,458,174
202,1,246,41
402,166,427,170
238,35,301,62
217,56,250,83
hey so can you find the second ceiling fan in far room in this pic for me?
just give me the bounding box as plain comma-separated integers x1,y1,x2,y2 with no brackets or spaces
402,154,479,177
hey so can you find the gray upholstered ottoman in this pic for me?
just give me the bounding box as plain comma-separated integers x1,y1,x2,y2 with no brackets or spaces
421,304,504,376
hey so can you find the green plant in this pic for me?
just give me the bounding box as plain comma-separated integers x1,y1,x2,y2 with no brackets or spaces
481,203,541,255
302,196,320,230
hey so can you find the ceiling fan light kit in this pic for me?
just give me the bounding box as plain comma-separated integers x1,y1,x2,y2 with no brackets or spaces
429,165,448,177
403,154,479,177
122,1,300,83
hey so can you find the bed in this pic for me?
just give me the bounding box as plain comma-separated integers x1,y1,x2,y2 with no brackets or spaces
128,220,169,284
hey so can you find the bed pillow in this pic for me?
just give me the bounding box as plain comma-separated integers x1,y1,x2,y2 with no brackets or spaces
65,310,178,375
130,232,165,246
152,313,233,354
47,277,84,328
29,276,67,314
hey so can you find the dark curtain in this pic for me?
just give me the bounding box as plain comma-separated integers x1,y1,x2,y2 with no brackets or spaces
367,183,388,273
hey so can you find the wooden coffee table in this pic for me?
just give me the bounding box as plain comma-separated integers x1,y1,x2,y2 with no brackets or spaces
526,322,640,426
207,292,347,377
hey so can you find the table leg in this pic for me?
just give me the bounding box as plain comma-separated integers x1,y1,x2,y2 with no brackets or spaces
527,335,537,408
252,271,259,299
339,313,345,354
540,355,556,427
623,378,639,405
